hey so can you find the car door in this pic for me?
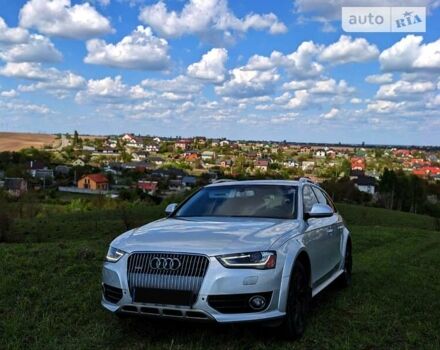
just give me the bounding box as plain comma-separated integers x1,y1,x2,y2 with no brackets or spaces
312,186,342,272
302,185,330,285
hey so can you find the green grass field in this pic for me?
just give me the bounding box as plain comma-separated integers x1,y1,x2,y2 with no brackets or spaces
1,203,439,350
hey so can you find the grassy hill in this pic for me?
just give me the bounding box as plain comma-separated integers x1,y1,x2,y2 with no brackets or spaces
1,203,439,350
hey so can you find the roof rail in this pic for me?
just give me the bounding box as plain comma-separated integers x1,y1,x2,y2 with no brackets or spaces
212,178,238,184
298,177,315,184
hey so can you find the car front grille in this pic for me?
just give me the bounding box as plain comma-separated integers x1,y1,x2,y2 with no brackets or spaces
127,252,209,307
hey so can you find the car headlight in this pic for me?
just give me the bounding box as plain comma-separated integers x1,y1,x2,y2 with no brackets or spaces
105,246,126,262
217,251,276,269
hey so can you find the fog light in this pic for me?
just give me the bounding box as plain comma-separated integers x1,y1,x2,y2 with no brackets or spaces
249,295,266,310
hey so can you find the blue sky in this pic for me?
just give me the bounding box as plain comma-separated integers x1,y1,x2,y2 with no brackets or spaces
0,0,439,145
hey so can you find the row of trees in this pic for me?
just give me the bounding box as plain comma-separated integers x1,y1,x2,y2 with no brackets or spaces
322,169,440,217
378,169,440,216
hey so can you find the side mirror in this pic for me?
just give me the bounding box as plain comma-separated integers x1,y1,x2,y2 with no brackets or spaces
307,203,333,219
165,203,178,215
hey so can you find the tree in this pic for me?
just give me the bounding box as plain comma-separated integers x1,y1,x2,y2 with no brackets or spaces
73,130,79,147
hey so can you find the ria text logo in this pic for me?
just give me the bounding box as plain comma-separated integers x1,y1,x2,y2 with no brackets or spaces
342,7,426,32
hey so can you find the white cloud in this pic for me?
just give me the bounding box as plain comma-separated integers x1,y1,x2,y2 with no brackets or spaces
0,62,49,80
19,0,113,39
427,94,440,107
286,89,310,109
0,17,28,44
380,35,440,72
365,73,393,84
141,75,202,94
245,42,324,79
367,99,405,114
215,67,280,98
282,80,312,91
76,75,158,103
0,62,85,96
376,80,436,100
271,113,298,124
18,72,86,98
0,89,18,98
187,48,228,83
350,97,362,104
0,34,62,63
321,107,339,119
281,41,323,79
309,79,355,95
0,99,50,114
319,35,379,65
84,26,169,70
77,76,128,100
139,0,287,43
0,17,62,63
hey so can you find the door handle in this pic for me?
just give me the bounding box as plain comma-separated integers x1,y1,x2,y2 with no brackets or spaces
326,228,333,234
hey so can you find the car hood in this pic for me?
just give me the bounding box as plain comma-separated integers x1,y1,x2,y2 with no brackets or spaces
112,217,300,256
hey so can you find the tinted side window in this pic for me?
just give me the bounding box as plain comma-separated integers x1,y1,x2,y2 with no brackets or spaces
312,187,336,212
303,185,318,213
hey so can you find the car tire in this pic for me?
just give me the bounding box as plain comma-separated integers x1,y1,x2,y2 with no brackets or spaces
338,239,352,287
280,261,311,340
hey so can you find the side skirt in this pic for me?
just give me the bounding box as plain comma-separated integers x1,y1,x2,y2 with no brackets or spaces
311,269,344,298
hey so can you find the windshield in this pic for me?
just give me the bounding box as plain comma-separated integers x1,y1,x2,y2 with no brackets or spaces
175,185,297,219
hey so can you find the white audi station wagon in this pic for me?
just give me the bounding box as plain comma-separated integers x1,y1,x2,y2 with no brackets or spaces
102,179,352,338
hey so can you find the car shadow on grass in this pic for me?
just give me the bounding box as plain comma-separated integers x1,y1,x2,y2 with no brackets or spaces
113,278,350,348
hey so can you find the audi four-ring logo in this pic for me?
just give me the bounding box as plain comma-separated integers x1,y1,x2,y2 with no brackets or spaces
149,257,182,270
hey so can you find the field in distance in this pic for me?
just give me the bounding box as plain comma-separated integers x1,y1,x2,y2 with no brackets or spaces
0,132,57,152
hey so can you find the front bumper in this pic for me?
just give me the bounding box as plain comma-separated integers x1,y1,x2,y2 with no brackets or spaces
101,254,287,323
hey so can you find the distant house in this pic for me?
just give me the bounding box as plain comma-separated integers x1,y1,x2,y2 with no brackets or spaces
349,169,365,179
185,152,200,162
301,161,315,171
314,149,326,158
393,149,412,158
283,160,299,168
122,134,143,148
326,149,336,158
219,159,233,168
169,179,183,191
255,159,269,172
121,161,153,172
82,145,96,152
27,161,53,181
55,165,71,176
137,180,158,194
72,159,85,167
148,156,164,166
182,176,197,187
131,152,147,162
34,169,54,181
219,140,230,147
412,166,440,178
202,151,216,161
351,157,366,171
77,174,109,191
175,139,192,151
299,146,311,154
152,168,187,179
354,176,376,195
4,178,27,197
122,133,136,142
145,144,159,152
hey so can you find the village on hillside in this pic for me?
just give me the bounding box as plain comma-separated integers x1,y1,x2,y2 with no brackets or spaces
0,132,439,213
